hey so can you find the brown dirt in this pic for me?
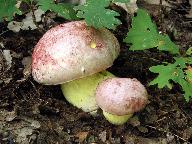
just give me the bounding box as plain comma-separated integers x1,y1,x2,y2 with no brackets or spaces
1,1,192,144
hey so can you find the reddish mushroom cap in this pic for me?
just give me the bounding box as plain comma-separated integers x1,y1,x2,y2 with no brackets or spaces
96,78,148,116
32,21,120,85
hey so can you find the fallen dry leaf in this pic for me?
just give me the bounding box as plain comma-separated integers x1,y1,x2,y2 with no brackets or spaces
75,131,89,142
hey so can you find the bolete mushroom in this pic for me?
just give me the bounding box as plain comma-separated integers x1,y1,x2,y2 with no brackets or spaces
32,21,120,114
96,78,148,125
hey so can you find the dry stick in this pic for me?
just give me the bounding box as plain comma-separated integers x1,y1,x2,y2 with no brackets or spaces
29,80,41,97
145,125,191,144
0,30,9,36
141,56,162,63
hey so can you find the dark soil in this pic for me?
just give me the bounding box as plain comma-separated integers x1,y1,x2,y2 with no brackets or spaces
1,1,192,144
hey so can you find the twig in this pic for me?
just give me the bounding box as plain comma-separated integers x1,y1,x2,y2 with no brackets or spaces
145,125,191,144
0,30,9,36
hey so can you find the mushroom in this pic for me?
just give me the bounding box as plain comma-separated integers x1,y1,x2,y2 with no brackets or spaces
96,78,148,125
32,21,120,114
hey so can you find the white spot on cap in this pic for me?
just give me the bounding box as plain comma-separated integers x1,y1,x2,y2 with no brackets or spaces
81,67,85,73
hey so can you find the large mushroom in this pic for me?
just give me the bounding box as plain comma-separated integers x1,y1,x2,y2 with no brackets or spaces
96,78,148,125
32,20,120,114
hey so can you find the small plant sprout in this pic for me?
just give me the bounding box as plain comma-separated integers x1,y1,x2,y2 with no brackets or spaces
96,78,148,125
32,20,120,115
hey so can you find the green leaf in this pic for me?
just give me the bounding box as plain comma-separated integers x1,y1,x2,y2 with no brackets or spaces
186,69,192,82
112,0,129,2
37,0,78,20
74,0,123,29
124,9,179,54
149,57,192,101
157,35,179,54
149,63,178,88
0,0,22,22
177,78,192,102
186,47,192,55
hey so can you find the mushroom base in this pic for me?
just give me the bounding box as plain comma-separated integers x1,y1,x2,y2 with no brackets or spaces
103,111,133,125
61,71,115,115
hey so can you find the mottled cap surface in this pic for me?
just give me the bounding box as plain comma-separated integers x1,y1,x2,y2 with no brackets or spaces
32,21,120,85
96,78,148,115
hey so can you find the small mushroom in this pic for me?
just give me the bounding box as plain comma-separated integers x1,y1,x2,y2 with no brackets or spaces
32,21,120,114
96,78,148,125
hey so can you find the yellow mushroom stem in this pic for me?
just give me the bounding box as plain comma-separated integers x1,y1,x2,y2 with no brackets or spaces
61,71,115,115
103,111,133,125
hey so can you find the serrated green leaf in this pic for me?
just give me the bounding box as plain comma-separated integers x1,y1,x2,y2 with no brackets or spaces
157,35,179,54
149,63,178,88
37,0,78,20
173,57,189,68
124,9,179,54
149,57,192,101
74,0,122,29
177,78,192,102
0,0,22,22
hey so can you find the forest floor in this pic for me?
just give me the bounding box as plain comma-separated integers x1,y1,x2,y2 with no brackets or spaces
0,0,192,144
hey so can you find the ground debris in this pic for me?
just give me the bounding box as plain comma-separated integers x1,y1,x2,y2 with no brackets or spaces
7,9,44,32
0,1,192,143
124,134,168,144
0,110,41,143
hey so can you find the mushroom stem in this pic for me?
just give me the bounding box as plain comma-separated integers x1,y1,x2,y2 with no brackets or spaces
95,78,148,125
61,71,115,115
103,111,133,125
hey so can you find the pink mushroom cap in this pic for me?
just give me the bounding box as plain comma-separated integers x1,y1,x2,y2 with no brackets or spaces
32,21,120,85
96,78,148,116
